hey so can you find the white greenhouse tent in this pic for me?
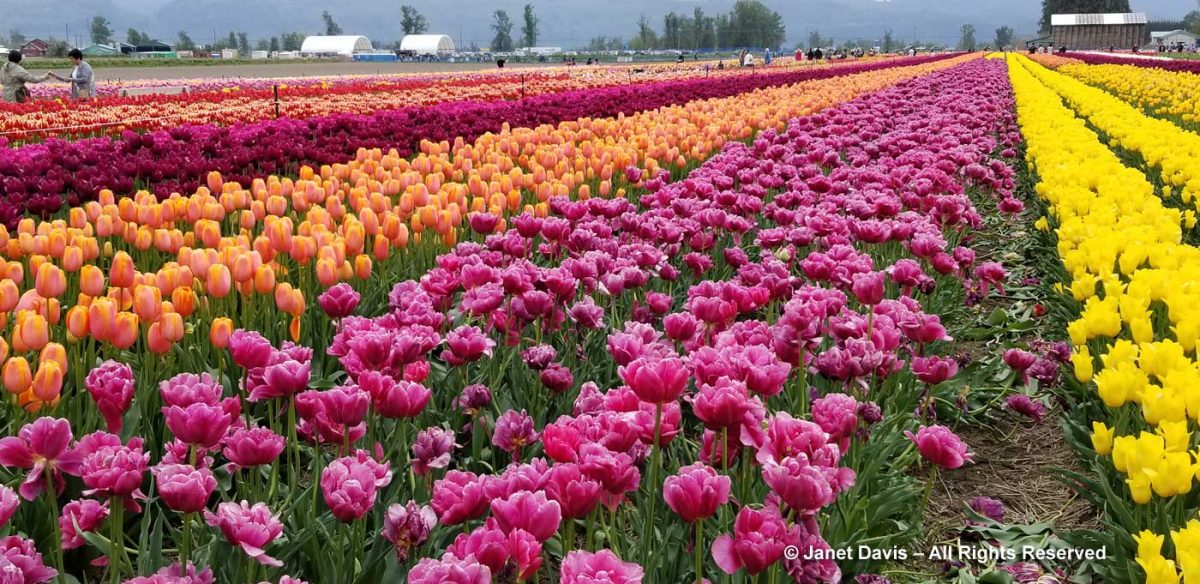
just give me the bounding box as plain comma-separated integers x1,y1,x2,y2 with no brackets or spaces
300,35,374,57
399,34,456,56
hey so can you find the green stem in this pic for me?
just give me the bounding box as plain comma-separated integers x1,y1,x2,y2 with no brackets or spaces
108,497,123,584
642,403,664,570
564,517,576,554
921,465,939,516
180,512,192,575
43,467,65,584
694,519,704,584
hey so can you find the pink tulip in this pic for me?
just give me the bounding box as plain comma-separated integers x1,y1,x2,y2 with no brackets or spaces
407,553,492,584
663,462,731,522
321,455,392,522
0,417,83,500
228,329,275,369
159,372,223,407
360,372,430,419
446,519,510,574
256,359,311,400
560,549,644,584
711,506,788,575
904,425,973,469
454,384,493,415
122,563,214,584
154,464,217,514
60,498,109,550
0,535,58,583
320,384,371,427
204,501,284,567
810,393,859,443
0,485,17,528
619,356,688,404
84,360,135,434
318,283,361,319
851,271,886,305
163,402,235,449
543,463,603,519
490,490,562,542
540,363,574,394
411,427,455,476
444,325,496,366
78,431,149,510
493,409,539,462
761,456,840,517
1004,395,1047,423
382,501,437,562
222,426,286,470
911,355,958,385
690,379,759,430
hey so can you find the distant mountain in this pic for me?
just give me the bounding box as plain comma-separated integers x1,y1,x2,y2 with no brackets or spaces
0,0,1192,48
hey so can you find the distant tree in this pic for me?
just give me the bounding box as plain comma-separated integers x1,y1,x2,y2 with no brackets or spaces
269,36,281,52
632,13,658,50
282,32,304,51
401,5,429,36
491,10,514,52
1040,0,1132,33
1185,9,1200,34
718,0,785,49
694,7,715,50
226,31,238,50
521,4,539,48
994,25,1014,48
90,16,114,45
662,12,681,49
127,28,147,45
958,23,977,50
176,31,196,51
882,29,895,52
47,39,71,57
9,29,26,47
255,38,270,51
237,32,250,55
807,30,826,48
322,11,343,36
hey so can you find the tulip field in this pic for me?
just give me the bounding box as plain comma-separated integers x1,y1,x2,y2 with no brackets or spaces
1,46,1200,584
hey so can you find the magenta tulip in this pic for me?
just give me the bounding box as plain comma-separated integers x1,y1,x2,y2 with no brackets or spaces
663,462,731,523
560,549,644,584
0,417,83,500
84,360,135,434
204,501,284,567
489,490,562,542
904,425,973,469
154,465,217,514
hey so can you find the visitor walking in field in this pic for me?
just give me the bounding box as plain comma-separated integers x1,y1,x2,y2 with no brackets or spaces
1,50,52,104
63,49,95,100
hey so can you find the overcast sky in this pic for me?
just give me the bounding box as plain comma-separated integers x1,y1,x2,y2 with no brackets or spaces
3,0,1195,48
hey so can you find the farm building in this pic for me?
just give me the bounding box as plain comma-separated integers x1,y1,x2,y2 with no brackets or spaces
82,43,122,57
20,39,48,57
300,35,373,57
1150,29,1200,49
1050,13,1149,49
399,34,456,56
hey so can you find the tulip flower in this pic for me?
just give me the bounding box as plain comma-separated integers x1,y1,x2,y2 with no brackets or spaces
321,455,392,522
228,329,274,370
204,501,284,567
59,498,109,550
0,485,17,529
3,357,32,396
711,506,789,575
80,361,132,434
210,318,234,349
0,417,83,500
619,356,689,404
663,463,731,523
318,283,361,319
904,425,973,469
256,358,312,401
407,553,491,584
154,464,217,514
911,355,958,385
77,432,149,511
492,409,540,463
361,372,430,419
560,550,644,584
222,426,286,470
0,536,58,583
164,402,235,450
411,427,455,476
432,470,489,526
490,490,562,542
382,501,437,562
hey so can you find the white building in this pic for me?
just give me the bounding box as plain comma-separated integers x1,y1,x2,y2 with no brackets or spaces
399,34,456,56
299,35,374,57
1151,29,1200,48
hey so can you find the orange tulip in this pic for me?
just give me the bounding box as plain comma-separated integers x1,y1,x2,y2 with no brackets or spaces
88,297,117,343
79,265,106,298
0,279,19,313
147,322,171,354
39,343,67,373
133,285,163,323
12,311,49,353
207,264,232,298
31,361,63,403
316,258,339,287
210,317,234,349
354,255,372,280
171,286,196,318
253,265,276,295
0,337,8,364
66,305,89,340
161,311,184,343
62,245,84,272
3,357,31,395
289,316,301,342
110,251,135,288
111,312,139,350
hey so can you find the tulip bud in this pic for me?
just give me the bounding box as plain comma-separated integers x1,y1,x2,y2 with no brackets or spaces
34,263,66,299
3,357,31,394
32,361,63,402
133,285,163,323
39,343,67,373
12,311,49,353
111,312,139,350
79,265,105,298
171,286,196,318
109,251,135,289
66,305,89,341
210,318,234,349
207,264,232,299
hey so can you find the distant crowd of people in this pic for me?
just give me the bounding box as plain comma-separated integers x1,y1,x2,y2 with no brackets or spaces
1,48,93,103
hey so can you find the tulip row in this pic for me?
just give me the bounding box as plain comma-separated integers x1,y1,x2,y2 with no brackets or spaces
0,54,960,223
1053,61,1200,127
1018,55,1200,211
0,54,974,420
1063,51,1200,73
1008,53,1200,582
3,60,824,144
0,55,1016,583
